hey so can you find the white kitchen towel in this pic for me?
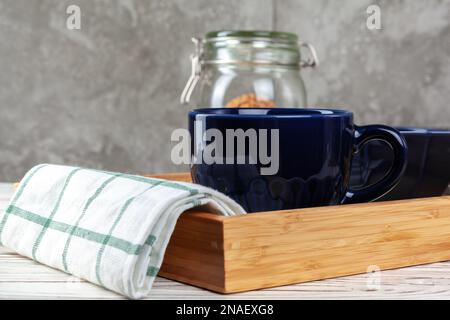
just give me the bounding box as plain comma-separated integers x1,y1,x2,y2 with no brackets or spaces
0,164,245,299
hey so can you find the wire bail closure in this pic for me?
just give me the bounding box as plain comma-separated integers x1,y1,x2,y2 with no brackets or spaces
299,42,319,68
180,38,203,105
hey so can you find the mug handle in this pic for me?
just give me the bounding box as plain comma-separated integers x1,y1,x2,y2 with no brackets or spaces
342,125,408,204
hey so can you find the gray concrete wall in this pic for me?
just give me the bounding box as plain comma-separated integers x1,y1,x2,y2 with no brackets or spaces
0,0,448,181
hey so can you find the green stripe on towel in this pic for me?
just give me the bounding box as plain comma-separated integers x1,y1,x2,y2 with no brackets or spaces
146,235,156,246
121,174,199,195
94,183,161,286
62,173,122,272
92,168,198,195
146,266,159,277
6,205,152,255
0,164,47,245
32,168,82,260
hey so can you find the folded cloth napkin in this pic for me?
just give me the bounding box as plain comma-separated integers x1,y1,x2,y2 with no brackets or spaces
0,164,245,298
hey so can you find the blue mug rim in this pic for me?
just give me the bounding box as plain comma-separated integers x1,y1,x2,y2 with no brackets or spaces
189,108,353,119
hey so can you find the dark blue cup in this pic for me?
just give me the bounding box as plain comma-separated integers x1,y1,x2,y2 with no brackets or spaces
189,108,408,212
350,127,450,201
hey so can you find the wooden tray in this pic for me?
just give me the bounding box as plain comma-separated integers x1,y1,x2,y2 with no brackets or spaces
154,172,450,294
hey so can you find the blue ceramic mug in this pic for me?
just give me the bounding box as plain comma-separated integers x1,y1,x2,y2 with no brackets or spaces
189,108,407,212
350,127,450,201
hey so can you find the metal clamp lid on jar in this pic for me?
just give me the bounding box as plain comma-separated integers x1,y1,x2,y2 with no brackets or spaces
180,33,319,105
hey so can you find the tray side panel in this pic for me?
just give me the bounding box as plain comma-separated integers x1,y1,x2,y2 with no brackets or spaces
159,211,226,293
222,196,450,293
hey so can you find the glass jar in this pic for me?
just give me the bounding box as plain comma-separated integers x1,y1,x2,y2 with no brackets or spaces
181,30,318,108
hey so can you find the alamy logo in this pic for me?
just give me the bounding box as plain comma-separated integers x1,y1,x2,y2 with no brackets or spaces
366,5,382,30
171,121,280,175
66,5,81,30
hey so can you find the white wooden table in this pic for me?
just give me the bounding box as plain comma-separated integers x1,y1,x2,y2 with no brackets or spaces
1,183,450,300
